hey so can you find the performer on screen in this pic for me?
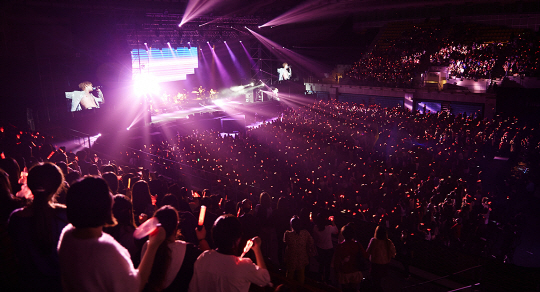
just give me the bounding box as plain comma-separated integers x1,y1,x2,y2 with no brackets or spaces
277,63,292,81
70,81,104,111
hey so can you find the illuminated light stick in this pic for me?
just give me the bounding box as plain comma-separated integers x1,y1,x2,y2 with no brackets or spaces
240,239,253,258
133,217,161,239
128,178,132,189
47,151,55,160
198,205,206,226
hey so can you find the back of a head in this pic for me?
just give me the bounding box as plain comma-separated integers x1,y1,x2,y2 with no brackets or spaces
112,194,134,227
290,216,303,233
224,200,236,216
27,162,64,204
154,205,178,238
132,180,152,213
375,225,388,240
167,184,182,198
101,165,116,174
102,172,119,193
341,223,356,241
161,194,180,210
178,211,197,244
212,215,242,251
75,150,87,160
66,176,115,228
260,192,272,208
315,213,327,231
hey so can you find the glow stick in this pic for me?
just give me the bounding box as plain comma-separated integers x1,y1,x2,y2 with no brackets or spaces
198,205,206,226
240,239,253,258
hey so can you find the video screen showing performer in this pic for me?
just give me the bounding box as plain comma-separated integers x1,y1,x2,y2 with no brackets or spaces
66,81,104,112
277,63,291,81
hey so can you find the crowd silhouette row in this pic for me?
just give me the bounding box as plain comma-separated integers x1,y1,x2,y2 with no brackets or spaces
1,100,538,291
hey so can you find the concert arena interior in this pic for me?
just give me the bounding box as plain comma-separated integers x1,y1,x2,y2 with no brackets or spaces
1,0,540,291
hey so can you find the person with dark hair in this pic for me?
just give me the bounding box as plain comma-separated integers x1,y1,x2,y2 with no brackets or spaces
132,180,156,225
312,212,338,283
255,192,273,258
141,206,209,292
220,199,233,216
283,216,315,284
0,157,21,194
102,171,119,194
104,194,142,266
58,176,165,292
75,150,91,175
366,226,396,292
0,168,22,225
189,215,271,292
166,184,191,213
101,164,116,174
8,162,67,291
334,223,368,292
161,194,181,211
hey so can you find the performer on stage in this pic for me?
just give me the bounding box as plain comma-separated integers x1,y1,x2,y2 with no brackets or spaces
277,63,292,81
70,81,104,111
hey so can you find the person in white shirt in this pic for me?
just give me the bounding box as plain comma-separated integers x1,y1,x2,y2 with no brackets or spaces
312,213,338,283
189,215,271,292
57,176,165,292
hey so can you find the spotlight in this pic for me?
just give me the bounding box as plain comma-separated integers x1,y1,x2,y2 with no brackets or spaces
239,40,242,43
126,127,130,131
224,41,226,43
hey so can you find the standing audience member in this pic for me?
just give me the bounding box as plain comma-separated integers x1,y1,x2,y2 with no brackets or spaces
283,216,315,284
57,176,165,292
334,223,368,292
189,215,271,292
104,194,143,267
397,230,413,278
132,180,156,225
141,205,209,292
366,226,396,292
312,213,338,283
8,162,67,291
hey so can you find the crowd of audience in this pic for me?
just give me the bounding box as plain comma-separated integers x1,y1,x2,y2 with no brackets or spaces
1,99,538,291
343,22,540,87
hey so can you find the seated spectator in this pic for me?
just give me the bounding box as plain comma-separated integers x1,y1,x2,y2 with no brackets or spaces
141,205,209,292
8,162,67,291
189,215,271,292
57,176,165,292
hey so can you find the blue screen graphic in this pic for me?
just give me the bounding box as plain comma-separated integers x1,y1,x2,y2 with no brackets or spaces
131,47,198,83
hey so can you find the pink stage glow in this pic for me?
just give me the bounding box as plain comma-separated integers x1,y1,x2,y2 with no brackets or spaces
180,0,228,27
262,0,455,27
246,28,326,77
